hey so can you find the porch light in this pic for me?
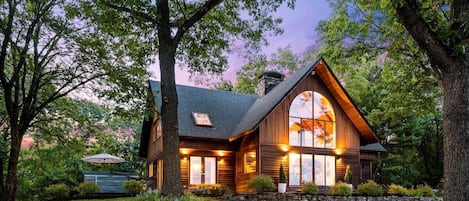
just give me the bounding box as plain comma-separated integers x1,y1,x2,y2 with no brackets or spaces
279,144,290,152
180,148,190,155
334,148,345,155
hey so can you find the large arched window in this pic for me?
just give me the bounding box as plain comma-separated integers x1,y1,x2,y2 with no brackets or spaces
289,91,336,148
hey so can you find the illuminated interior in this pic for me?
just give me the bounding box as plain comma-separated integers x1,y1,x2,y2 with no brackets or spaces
289,153,336,186
289,91,336,148
244,151,256,173
189,156,216,185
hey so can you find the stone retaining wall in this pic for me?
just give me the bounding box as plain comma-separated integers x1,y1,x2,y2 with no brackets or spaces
230,193,441,201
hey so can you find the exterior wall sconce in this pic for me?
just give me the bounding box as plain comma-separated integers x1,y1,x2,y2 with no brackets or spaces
279,144,290,152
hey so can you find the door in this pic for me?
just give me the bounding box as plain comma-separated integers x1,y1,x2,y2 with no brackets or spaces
190,156,216,185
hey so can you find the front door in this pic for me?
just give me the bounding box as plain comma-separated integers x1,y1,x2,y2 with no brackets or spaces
190,156,216,185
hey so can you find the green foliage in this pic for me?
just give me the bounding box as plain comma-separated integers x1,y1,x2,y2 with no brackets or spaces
44,183,71,200
387,184,409,196
123,180,144,195
229,46,317,94
408,185,436,197
136,190,161,201
247,175,275,192
76,182,100,198
330,182,352,196
16,99,145,200
136,190,206,201
357,180,383,196
191,184,232,197
301,182,318,195
344,164,352,184
316,0,443,188
279,164,286,183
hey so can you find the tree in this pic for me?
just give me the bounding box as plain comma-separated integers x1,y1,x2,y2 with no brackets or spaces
77,0,295,196
0,1,146,200
317,0,467,199
394,1,469,200
227,46,315,94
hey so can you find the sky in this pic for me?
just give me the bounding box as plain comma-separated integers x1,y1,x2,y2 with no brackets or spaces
149,0,332,87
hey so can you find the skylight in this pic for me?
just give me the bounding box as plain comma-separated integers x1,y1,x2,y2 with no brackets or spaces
192,112,212,126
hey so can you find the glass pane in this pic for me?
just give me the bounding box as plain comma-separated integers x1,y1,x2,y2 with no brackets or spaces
313,92,335,120
325,122,336,148
290,91,313,118
325,156,336,186
244,151,256,173
289,117,301,146
205,157,216,184
314,155,325,185
289,153,300,185
301,154,313,183
190,157,202,184
313,120,325,148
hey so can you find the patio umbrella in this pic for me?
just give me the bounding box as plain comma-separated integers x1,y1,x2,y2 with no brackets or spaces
81,153,126,164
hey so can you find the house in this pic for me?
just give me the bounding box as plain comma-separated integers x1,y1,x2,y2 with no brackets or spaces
138,58,386,193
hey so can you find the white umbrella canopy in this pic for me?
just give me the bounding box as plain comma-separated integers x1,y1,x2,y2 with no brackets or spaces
81,153,126,164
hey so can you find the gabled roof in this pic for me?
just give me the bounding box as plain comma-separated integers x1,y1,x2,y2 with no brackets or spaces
149,81,257,139
146,58,379,144
230,58,379,143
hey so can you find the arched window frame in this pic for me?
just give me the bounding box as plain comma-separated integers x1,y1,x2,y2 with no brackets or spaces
288,91,336,148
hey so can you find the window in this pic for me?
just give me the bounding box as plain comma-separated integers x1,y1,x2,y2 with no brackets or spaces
192,112,213,126
289,153,335,186
148,162,154,177
289,91,336,148
314,155,336,186
189,156,216,184
244,151,256,173
156,121,162,138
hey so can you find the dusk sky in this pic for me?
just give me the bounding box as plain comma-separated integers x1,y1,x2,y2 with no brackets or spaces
149,0,332,87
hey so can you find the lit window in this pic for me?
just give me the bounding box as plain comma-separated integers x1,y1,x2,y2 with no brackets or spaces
192,112,213,126
244,151,256,173
289,91,336,148
148,162,154,177
289,153,335,186
189,156,216,185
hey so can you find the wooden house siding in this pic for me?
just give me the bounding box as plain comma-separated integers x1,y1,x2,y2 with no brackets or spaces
235,132,259,193
146,118,162,162
259,145,288,184
259,74,360,149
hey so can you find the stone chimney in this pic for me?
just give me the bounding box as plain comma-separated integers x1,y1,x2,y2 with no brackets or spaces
256,71,285,97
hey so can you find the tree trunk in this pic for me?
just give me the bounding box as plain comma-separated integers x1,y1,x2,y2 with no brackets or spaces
159,45,183,197
157,0,183,196
441,64,469,201
3,127,23,201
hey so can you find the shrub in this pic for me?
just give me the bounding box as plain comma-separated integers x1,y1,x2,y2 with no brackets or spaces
247,174,275,193
76,182,99,198
357,180,383,196
330,182,352,196
44,183,70,200
136,190,161,201
409,185,436,197
279,164,286,183
301,182,318,195
137,190,205,201
123,180,145,195
387,184,408,196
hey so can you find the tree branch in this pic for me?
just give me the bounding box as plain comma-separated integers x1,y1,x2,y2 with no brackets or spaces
105,2,159,25
173,0,223,43
395,0,455,75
